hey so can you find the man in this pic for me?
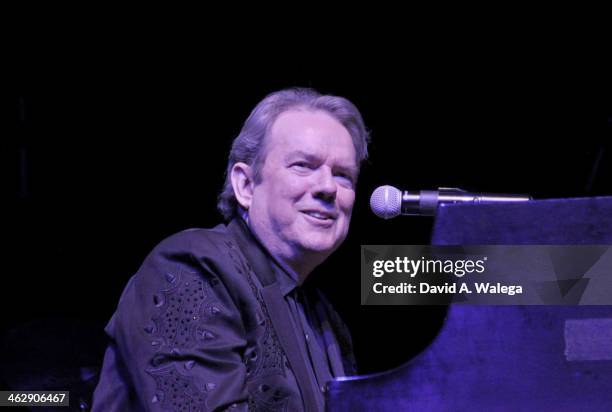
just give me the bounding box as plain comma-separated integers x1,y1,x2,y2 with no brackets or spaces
92,88,370,411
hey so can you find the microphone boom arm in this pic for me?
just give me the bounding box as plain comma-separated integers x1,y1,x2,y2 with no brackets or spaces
402,187,532,216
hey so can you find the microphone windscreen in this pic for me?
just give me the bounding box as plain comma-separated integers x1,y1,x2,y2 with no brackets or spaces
370,185,402,219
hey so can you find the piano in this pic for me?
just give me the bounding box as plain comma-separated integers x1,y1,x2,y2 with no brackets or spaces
328,197,612,411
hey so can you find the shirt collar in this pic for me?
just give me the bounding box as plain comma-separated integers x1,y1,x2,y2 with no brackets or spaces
229,216,299,297
272,257,299,297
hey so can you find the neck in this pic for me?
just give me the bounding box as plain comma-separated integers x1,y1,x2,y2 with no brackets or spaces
242,214,326,285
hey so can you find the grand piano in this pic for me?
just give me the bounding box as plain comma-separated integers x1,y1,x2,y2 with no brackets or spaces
328,197,612,411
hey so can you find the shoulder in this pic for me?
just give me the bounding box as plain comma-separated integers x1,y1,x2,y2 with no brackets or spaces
109,223,254,336
141,223,245,275
165,223,250,274
151,223,232,258
135,222,255,307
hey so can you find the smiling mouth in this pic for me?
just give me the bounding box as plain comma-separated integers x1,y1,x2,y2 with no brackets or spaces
301,211,337,222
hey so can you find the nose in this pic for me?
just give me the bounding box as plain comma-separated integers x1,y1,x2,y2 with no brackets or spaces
312,167,337,203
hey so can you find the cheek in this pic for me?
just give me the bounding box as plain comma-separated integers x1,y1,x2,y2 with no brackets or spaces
259,173,301,202
277,175,310,201
338,190,356,215
269,179,306,222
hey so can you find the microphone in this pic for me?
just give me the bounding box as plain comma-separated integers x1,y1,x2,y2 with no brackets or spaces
370,185,532,219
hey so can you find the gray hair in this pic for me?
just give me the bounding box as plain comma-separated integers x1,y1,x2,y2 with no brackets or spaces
217,87,370,221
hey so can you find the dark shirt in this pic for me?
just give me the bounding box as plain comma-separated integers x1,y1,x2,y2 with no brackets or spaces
270,250,337,411
91,219,356,411
241,217,345,410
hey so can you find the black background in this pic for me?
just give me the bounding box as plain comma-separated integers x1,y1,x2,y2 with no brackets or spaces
2,40,608,393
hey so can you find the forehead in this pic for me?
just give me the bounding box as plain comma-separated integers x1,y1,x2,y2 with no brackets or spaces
266,109,357,165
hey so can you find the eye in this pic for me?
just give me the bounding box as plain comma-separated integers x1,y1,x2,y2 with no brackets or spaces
334,173,355,188
290,161,314,172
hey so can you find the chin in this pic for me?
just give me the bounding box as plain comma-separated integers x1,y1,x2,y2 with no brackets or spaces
299,236,340,254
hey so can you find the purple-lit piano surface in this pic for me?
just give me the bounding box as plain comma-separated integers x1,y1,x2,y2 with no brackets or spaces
327,197,612,411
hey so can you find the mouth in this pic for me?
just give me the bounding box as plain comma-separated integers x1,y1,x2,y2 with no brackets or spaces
301,210,338,223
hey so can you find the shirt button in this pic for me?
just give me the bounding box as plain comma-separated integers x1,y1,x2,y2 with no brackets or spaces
321,385,327,393
305,333,310,342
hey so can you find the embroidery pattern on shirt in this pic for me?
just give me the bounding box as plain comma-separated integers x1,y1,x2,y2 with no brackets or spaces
147,364,213,411
247,385,290,412
225,240,290,410
147,265,220,349
144,263,222,408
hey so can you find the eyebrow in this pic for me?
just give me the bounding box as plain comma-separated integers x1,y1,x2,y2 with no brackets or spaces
285,150,358,177
285,150,320,163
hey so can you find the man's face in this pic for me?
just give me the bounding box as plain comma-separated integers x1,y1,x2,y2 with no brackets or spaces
248,109,358,266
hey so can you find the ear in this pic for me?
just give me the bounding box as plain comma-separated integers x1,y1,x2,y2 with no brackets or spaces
230,162,255,210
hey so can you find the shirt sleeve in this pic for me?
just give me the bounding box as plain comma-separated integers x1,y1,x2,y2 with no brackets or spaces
94,239,250,411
